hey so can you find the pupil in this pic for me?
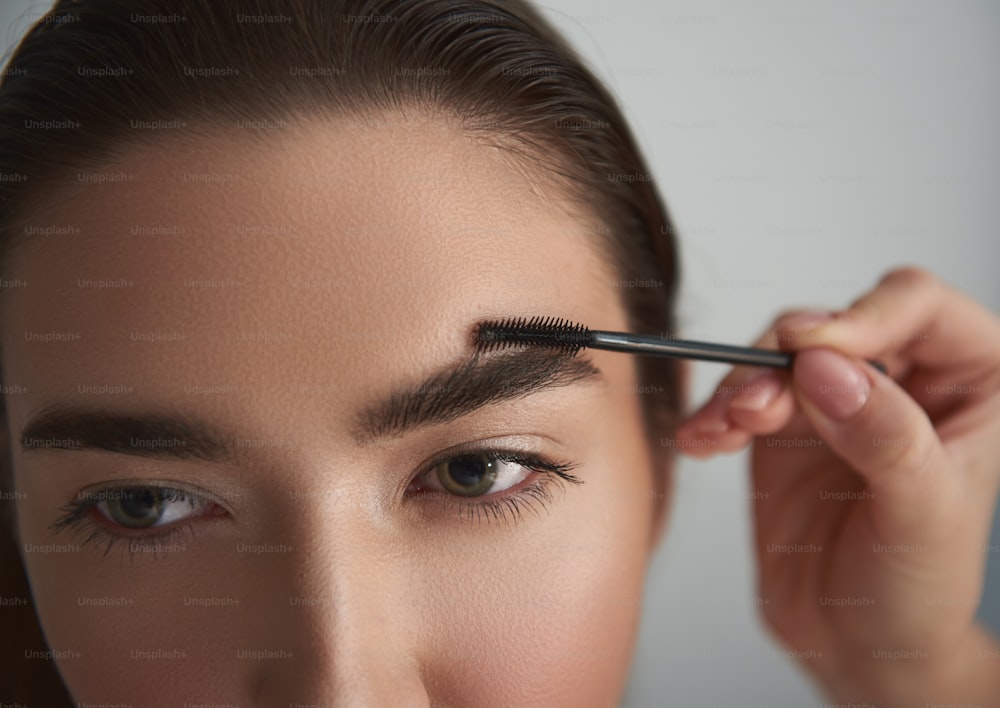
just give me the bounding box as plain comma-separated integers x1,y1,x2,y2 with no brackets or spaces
116,488,162,522
449,455,491,488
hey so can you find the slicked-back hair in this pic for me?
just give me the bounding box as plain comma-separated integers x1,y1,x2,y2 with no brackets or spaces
0,1,682,701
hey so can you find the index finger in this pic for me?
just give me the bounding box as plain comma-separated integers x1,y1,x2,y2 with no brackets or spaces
775,266,1000,372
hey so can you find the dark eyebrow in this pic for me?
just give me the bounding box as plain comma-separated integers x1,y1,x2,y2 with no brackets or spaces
20,406,235,462
350,348,604,445
17,349,603,460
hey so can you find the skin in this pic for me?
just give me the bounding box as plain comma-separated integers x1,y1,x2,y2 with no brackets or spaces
3,109,676,706
677,269,1000,705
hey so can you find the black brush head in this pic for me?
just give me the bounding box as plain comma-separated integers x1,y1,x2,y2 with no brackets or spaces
473,316,592,355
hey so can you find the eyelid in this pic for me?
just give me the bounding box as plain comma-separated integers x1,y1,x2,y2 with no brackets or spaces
53,483,223,533
70,479,235,515
407,435,569,482
412,434,568,472
413,450,568,496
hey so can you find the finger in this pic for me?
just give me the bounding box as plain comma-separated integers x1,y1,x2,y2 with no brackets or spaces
673,426,753,457
775,266,1000,373
676,380,796,450
791,346,961,542
726,372,798,436
679,309,815,435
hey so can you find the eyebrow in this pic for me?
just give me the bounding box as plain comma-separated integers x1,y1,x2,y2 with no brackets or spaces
18,348,604,460
350,348,604,445
19,405,235,463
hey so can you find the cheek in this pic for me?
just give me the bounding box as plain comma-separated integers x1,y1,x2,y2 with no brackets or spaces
420,440,655,702
14,492,237,703
27,505,652,705
444,565,647,703
19,537,224,704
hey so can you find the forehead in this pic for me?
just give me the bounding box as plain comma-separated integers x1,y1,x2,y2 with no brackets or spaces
0,112,627,436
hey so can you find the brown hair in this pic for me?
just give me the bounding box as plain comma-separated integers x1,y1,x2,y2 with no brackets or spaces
0,0,683,701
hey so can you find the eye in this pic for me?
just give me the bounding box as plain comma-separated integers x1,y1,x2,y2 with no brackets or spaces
48,447,585,560
49,485,223,559
429,452,529,497
408,447,584,526
92,487,210,530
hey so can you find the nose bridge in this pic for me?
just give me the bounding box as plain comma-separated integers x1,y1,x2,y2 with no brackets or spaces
250,482,431,706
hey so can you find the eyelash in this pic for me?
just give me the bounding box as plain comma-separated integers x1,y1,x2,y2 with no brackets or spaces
48,447,583,561
414,447,583,526
49,485,202,562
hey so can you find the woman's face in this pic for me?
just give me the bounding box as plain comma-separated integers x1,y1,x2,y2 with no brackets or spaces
4,111,673,705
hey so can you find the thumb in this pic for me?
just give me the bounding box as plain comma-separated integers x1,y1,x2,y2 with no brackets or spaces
791,347,959,543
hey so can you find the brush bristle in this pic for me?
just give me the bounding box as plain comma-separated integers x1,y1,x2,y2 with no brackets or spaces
473,316,591,354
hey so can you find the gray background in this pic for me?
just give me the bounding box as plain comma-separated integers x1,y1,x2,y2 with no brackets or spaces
2,1,998,705
530,1,1000,705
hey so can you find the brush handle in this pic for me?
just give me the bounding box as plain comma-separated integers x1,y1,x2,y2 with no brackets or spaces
590,331,888,375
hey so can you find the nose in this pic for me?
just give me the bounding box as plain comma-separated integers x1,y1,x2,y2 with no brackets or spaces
252,615,432,707
245,491,432,707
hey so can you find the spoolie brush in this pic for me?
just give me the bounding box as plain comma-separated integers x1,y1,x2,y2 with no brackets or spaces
473,316,888,374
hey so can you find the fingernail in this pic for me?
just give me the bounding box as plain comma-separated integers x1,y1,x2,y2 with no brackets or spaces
729,371,784,411
780,311,835,333
796,349,872,421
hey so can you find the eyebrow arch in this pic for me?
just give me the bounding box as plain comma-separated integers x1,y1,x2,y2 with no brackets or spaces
350,348,604,445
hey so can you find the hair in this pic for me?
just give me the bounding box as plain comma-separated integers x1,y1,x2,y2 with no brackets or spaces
0,0,683,701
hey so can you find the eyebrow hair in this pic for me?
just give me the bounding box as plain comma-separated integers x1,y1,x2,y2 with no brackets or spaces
350,348,604,445
17,348,603,460
19,405,235,462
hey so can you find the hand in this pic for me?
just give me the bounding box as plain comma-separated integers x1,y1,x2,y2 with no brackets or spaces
673,267,1000,706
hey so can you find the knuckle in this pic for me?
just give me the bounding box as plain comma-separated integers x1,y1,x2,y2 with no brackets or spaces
845,293,882,322
773,308,811,325
765,309,812,347
878,426,936,476
844,267,940,323
879,265,939,291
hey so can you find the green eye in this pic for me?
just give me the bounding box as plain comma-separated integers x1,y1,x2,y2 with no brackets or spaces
434,454,499,497
105,488,167,528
